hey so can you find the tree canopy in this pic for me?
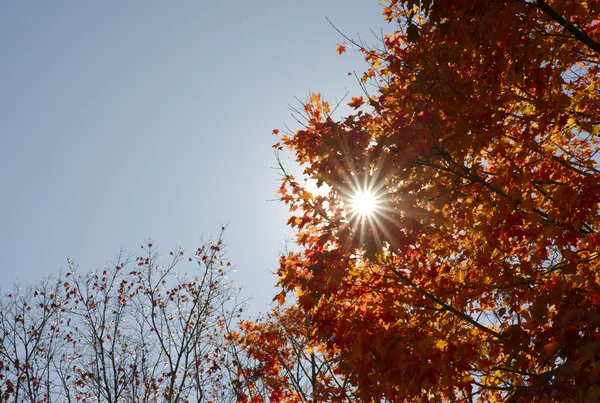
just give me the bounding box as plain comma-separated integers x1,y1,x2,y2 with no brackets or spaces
275,0,600,401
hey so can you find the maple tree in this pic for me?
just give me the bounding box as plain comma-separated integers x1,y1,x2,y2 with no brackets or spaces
0,229,245,402
274,0,600,402
231,304,356,403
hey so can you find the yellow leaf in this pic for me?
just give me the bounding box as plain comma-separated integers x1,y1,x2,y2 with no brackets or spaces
436,340,448,350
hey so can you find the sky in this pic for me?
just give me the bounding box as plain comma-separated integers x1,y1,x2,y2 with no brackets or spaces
0,1,386,315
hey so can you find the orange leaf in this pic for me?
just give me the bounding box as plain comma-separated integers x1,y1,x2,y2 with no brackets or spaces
348,96,364,109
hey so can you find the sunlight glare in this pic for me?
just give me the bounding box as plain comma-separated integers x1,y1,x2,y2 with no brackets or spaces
352,190,377,217
304,178,330,197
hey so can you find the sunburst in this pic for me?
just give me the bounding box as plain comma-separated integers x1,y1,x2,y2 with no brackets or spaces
351,189,379,218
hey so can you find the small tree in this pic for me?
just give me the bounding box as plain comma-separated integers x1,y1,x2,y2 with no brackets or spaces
0,228,244,402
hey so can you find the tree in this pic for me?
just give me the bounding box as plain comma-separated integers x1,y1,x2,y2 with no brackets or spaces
275,1,600,401
0,278,68,402
0,229,244,402
231,304,356,403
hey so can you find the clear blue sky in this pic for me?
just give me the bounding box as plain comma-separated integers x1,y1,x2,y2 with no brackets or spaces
0,1,385,314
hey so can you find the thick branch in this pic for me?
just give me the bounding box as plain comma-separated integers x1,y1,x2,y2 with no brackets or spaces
535,0,600,56
384,264,504,341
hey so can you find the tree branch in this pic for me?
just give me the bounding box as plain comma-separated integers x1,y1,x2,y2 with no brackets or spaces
535,0,600,56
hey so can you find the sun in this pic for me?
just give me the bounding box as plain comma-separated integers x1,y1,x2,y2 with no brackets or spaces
351,190,378,217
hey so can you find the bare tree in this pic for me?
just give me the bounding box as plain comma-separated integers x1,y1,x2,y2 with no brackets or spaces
0,278,69,402
0,228,245,402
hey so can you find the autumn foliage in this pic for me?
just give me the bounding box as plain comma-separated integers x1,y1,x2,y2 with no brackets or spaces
232,305,355,403
275,0,600,401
